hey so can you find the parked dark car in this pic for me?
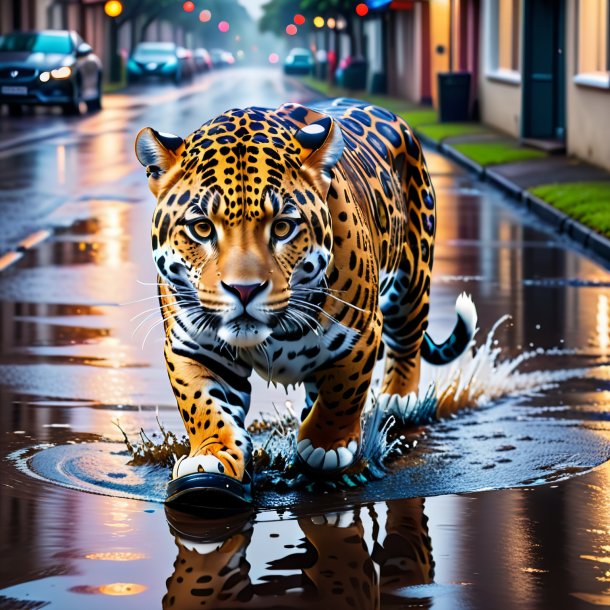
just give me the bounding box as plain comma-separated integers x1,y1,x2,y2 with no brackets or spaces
177,47,196,81
193,48,212,73
127,42,187,85
209,48,235,69
283,47,314,75
0,29,102,115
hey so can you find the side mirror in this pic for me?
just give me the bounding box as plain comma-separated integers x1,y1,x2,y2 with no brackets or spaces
76,43,93,58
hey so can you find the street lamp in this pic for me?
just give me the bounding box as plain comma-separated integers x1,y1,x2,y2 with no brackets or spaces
104,1,123,83
104,0,123,18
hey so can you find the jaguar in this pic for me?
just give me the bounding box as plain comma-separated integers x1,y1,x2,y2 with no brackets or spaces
135,98,477,504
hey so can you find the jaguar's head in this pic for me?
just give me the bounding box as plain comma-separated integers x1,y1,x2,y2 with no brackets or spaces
135,105,344,348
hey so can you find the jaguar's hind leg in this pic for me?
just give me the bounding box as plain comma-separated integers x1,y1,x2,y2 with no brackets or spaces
378,262,431,415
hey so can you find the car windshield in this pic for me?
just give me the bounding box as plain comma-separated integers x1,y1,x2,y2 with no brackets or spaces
135,44,175,56
0,32,72,54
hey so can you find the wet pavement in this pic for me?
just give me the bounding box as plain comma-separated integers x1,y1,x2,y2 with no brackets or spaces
1,67,610,609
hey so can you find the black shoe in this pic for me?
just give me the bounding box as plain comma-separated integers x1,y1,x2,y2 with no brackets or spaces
165,462,253,511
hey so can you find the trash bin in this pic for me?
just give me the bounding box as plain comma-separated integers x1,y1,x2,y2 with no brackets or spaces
336,57,367,90
369,72,387,94
437,71,471,122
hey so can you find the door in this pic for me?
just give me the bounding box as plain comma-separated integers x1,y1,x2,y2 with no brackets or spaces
521,0,566,140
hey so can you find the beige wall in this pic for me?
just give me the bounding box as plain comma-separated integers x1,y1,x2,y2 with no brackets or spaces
478,75,522,137
478,0,522,137
565,0,610,171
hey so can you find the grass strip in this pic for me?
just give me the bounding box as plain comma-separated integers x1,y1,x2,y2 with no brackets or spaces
530,182,610,238
452,141,546,166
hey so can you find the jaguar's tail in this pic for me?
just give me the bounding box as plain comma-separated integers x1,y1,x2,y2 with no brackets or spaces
421,293,477,365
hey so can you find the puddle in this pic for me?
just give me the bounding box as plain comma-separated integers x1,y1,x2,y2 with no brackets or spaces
9,315,610,510
14,391,610,510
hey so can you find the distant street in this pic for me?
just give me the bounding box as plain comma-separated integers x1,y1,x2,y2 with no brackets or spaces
0,67,609,609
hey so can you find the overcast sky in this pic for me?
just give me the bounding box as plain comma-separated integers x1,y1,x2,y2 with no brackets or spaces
240,0,266,21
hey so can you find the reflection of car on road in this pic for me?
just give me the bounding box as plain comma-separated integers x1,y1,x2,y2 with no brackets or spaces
127,42,187,85
0,30,102,115
283,48,314,75
210,48,235,68
193,48,212,73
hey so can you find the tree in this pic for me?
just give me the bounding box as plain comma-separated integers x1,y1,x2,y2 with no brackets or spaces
260,0,361,53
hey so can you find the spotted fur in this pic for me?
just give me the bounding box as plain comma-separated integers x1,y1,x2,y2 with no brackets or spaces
135,99,476,484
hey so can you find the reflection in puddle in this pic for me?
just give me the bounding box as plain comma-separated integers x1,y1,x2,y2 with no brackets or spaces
84,552,148,561
70,582,147,596
163,499,434,610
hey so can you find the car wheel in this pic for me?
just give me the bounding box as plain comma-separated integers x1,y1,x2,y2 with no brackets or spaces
173,71,182,85
87,75,103,112
62,79,82,116
7,104,23,117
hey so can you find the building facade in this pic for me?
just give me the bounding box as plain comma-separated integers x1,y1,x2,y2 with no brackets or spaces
478,0,609,170
371,0,609,172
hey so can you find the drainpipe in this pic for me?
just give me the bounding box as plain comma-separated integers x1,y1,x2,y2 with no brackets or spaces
448,0,454,73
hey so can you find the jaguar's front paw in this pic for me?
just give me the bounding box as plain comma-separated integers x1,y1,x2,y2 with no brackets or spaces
296,438,359,472
172,454,229,480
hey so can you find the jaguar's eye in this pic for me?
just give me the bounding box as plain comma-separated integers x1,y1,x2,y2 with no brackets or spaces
188,219,215,242
272,219,295,241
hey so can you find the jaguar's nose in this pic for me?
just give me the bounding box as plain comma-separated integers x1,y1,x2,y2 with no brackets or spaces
220,281,269,306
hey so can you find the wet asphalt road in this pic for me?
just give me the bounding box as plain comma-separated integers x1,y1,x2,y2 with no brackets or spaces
1,67,610,609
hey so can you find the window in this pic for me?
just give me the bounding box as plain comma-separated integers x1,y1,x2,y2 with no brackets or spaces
576,0,609,86
486,0,522,83
498,0,521,71
0,32,72,55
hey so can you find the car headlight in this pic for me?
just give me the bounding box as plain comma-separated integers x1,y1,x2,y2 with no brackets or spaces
286,56,294,64
39,71,51,82
50,66,72,80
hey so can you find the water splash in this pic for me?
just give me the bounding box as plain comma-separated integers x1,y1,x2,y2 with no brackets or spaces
115,315,605,489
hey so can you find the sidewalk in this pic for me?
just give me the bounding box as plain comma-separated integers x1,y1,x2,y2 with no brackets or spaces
299,76,610,263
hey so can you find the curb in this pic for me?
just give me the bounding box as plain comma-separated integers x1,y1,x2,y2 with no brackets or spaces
485,168,524,199
432,138,610,266
437,142,485,177
522,192,570,231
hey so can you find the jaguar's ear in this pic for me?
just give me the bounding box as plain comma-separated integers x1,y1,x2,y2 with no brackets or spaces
135,127,183,196
296,116,344,199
